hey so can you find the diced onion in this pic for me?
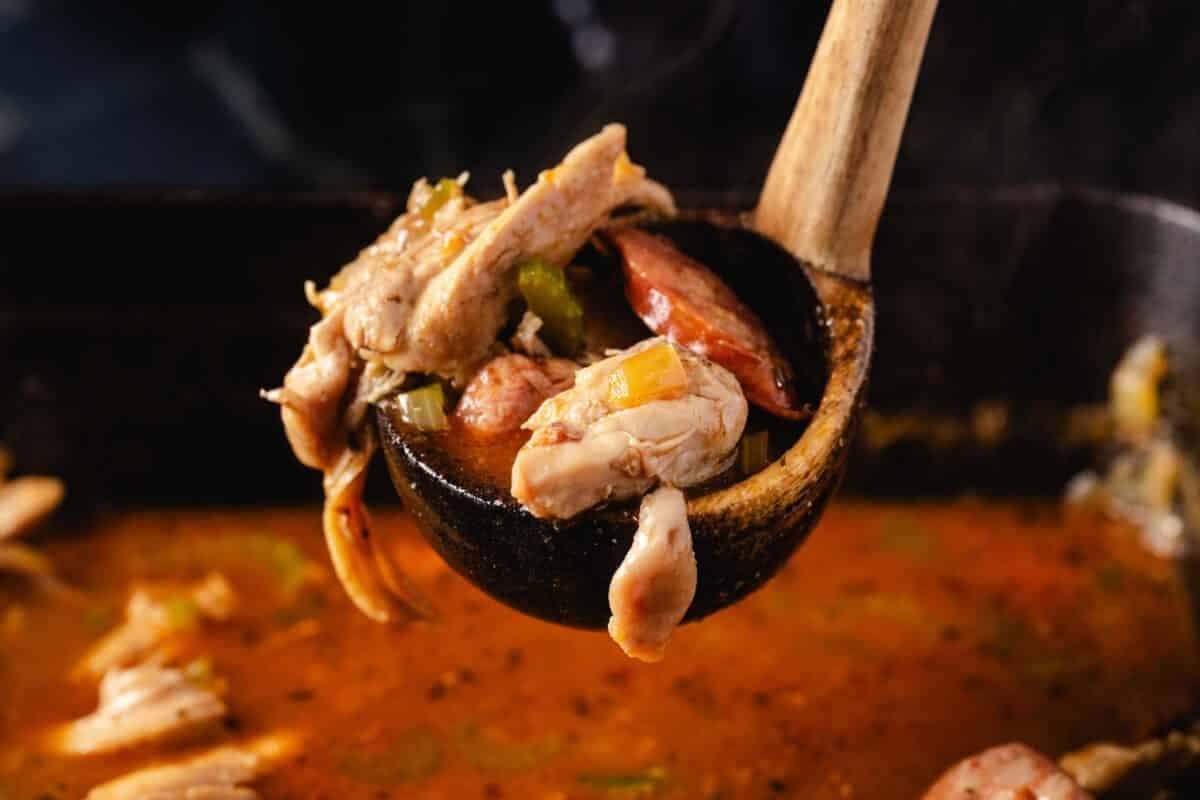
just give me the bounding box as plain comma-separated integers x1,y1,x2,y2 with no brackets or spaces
607,342,689,409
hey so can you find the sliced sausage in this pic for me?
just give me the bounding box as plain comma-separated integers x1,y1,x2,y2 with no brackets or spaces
921,743,1093,800
456,354,577,438
609,227,806,419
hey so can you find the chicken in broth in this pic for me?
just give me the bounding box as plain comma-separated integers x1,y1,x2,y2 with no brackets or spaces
265,125,813,658
1,502,1197,798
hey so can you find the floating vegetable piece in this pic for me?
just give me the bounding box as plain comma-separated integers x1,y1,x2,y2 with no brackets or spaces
607,341,689,409
610,227,807,419
518,258,586,356
165,595,200,630
578,766,669,795
340,727,441,785
455,725,563,771
183,657,214,683
396,383,449,432
152,533,322,594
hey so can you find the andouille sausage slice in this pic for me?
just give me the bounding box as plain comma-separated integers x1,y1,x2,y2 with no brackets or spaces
609,227,806,419
455,354,577,438
921,743,1093,800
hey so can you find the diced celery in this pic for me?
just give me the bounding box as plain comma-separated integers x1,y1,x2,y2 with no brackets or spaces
83,607,114,634
517,258,585,356
738,430,771,475
607,342,688,409
397,383,449,432
578,766,668,795
184,657,213,683
165,595,199,630
419,178,461,221
340,727,442,785
455,725,563,771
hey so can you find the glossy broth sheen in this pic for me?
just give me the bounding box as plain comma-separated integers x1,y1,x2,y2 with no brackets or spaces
1,502,1198,799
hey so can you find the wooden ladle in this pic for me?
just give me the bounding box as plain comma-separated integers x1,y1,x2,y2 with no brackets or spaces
377,0,938,628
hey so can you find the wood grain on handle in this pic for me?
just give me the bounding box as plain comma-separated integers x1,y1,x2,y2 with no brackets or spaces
755,0,937,281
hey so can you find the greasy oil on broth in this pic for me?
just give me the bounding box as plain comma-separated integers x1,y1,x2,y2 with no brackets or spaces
1,502,1198,799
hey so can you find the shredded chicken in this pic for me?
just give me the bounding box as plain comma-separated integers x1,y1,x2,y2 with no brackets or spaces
513,338,747,519
86,733,299,800
75,573,236,679
403,125,675,379
265,124,675,623
52,663,226,754
510,310,554,358
608,485,696,662
502,168,519,204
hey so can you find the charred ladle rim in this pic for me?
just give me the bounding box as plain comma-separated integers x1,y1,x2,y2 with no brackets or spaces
376,210,873,629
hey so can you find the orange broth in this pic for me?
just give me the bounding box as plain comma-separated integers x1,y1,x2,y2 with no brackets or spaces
1,501,1197,798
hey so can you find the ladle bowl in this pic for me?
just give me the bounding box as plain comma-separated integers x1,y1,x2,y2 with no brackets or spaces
378,0,933,627
378,215,871,628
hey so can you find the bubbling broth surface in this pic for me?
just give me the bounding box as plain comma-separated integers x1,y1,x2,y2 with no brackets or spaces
1,502,1197,798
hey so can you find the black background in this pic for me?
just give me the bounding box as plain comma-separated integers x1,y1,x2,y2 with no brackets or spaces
1,1,1198,205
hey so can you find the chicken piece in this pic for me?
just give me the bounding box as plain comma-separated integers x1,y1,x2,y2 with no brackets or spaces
456,353,577,438
510,310,553,358
320,436,436,625
52,663,226,755
400,124,676,379
922,743,1093,800
75,573,236,679
608,486,696,662
266,125,674,624
610,227,807,419
272,309,356,472
86,733,298,800
512,338,747,519
266,191,506,474
0,475,64,542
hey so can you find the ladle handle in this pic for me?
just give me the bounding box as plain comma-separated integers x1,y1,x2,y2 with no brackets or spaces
755,0,937,282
